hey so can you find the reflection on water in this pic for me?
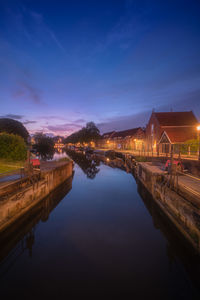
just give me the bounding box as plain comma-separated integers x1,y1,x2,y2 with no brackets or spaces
137,181,200,294
52,150,68,161
0,176,72,276
66,149,100,179
0,155,200,299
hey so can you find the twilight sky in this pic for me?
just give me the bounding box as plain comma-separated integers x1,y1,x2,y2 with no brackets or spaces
0,0,200,136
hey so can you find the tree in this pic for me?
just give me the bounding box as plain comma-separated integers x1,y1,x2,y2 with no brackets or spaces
0,118,29,142
33,133,55,159
0,133,27,161
180,139,198,155
65,122,100,144
84,122,100,142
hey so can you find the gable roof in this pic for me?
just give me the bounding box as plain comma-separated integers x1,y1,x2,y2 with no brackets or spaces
154,111,198,126
101,131,116,139
159,127,197,144
113,127,143,138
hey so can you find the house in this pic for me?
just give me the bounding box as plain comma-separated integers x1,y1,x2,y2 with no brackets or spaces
98,131,116,149
111,128,145,150
99,127,145,151
146,111,198,155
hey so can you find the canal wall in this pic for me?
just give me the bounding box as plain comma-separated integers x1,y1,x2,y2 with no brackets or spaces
0,161,73,234
137,162,200,253
0,176,72,263
113,150,200,177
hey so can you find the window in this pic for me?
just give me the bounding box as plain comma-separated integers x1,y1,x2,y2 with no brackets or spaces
151,124,154,136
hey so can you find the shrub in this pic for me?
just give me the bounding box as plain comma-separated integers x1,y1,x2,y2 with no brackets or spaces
0,132,27,161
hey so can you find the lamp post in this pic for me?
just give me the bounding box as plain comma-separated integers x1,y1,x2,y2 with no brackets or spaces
197,125,200,161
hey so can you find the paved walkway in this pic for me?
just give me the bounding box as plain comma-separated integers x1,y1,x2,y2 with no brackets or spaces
178,173,200,199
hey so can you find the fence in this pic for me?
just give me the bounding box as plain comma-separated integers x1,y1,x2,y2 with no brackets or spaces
99,142,199,161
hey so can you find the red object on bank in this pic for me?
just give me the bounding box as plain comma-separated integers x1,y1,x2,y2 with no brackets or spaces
30,158,40,167
165,159,183,171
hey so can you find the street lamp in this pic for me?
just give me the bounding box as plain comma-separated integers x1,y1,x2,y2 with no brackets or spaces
197,125,200,161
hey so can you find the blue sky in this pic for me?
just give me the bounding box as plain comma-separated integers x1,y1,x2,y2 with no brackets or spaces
0,0,200,135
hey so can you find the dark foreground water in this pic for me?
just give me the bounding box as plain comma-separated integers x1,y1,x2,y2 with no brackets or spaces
0,159,200,299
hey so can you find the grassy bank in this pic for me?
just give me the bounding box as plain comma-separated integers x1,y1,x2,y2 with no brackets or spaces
0,160,25,174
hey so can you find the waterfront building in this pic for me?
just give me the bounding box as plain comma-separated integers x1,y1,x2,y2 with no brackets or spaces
99,127,145,152
54,137,65,150
146,111,198,155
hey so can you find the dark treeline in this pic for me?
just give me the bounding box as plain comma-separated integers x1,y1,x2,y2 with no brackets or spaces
32,133,55,160
65,122,100,144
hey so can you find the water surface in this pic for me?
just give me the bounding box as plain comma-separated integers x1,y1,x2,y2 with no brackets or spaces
0,158,200,299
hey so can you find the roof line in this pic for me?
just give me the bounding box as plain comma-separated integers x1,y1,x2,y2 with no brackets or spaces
158,130,172,144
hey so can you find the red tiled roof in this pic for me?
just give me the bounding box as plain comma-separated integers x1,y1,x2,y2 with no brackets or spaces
161,127,197,143
113,127,143,138
154,111,198,126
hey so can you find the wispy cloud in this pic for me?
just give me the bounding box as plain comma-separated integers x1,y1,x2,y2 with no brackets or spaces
94,9,148,53
97,111,151,133
23,120,37,125
46,28,65,52
13,81,42,104
4,4,65,52
74,118,86,123
46,122,82,134
23,6,65,52
0,114,24,120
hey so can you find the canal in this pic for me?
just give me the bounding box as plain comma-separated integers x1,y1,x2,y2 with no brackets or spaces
0,153,200,299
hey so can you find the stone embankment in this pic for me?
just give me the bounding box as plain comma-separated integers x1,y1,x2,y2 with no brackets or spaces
0,160,73,233
136,162,200,253
92,149,200,253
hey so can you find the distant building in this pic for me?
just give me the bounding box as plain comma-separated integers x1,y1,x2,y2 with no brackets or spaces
99,127,145,151
30,136,36,145
54,137,65,150
146,111,198,155
99,131,116,148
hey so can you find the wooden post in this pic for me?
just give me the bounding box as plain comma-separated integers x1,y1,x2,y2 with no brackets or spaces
188,145,190,156
170,144,174,188
198,131,200,161
178,145,181,160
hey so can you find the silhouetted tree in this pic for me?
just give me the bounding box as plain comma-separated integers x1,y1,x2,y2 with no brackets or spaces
65,121,100,144
33,133,55,160
0,118,29,142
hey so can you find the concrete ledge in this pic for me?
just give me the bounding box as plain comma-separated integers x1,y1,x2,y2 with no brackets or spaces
137,162,200,253
0,160,73,234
